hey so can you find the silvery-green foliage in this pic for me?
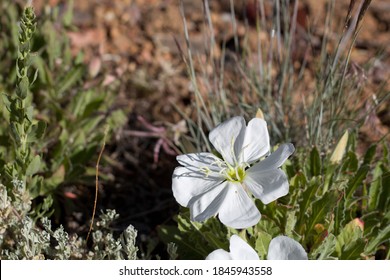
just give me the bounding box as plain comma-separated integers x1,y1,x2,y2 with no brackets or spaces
0,182,48,259
0,182,138,259
121,225,139,260
90,210,139,260
166,242,178,260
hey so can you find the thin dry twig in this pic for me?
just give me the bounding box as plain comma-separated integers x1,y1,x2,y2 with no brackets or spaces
86,126,109,242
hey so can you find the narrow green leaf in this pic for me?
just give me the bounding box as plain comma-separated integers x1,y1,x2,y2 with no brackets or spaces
368,164,383,211
310,146,321,176
345,165,369,199
378,165,390,212
57,65,84,95
363,144,377,165
334,198,345,233
31,68,39,85
307,192,337,233
10,122,22,145
285,210,297,235
297,177,320,229
341,151,358,173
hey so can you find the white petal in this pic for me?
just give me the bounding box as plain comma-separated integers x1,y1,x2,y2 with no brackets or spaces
177,152,225,172
240,118,270,164
209,116,246,165
206,249,232,260
249,143,295,172
172,166,224,207
267,236,308,260
229,235,259,260
218,182,261,228
245,168,289,204
189,181,228,222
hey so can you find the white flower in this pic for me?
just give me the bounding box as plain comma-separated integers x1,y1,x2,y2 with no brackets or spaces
266,236,308,260
172,116,294,228
206,235,307,260
206,235,260,260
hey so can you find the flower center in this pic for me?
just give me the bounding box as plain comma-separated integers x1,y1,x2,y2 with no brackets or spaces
225,165,246,183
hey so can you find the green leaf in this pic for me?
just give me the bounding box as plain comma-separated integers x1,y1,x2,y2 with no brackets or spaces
334,199,345,233
71,90,92,117
378,165,390,212
26,154,41,176
33,56,53,85
42,21,60,69
340,238,365,259
363,144,377,165
203,232,227,251
310,146,321,176
368,163,383,211
42,195,54,212
345,165,369,200
306,192,337,233
290,172,307,191
25,105,34,122
297,176,320,229
28,175,44,199
254,232,272,259
16,75,29,99
26,121,46,142
336,219,365,259
31,68,39,86
10,122,22,145
341,151,358,173
57,65,84,95
254,219,281,237
365,224,390,255
285,210,297,235
310,233,337,260
82,98,105,118
62,0,74,27
253,219,280,259
323,164,336,193
2,93,12,113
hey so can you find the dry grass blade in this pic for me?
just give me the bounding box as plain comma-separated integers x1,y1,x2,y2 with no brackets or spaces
355,0,372,33
344,0,357,30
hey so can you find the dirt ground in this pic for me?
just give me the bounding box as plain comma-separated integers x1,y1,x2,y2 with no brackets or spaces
29,0,390,256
